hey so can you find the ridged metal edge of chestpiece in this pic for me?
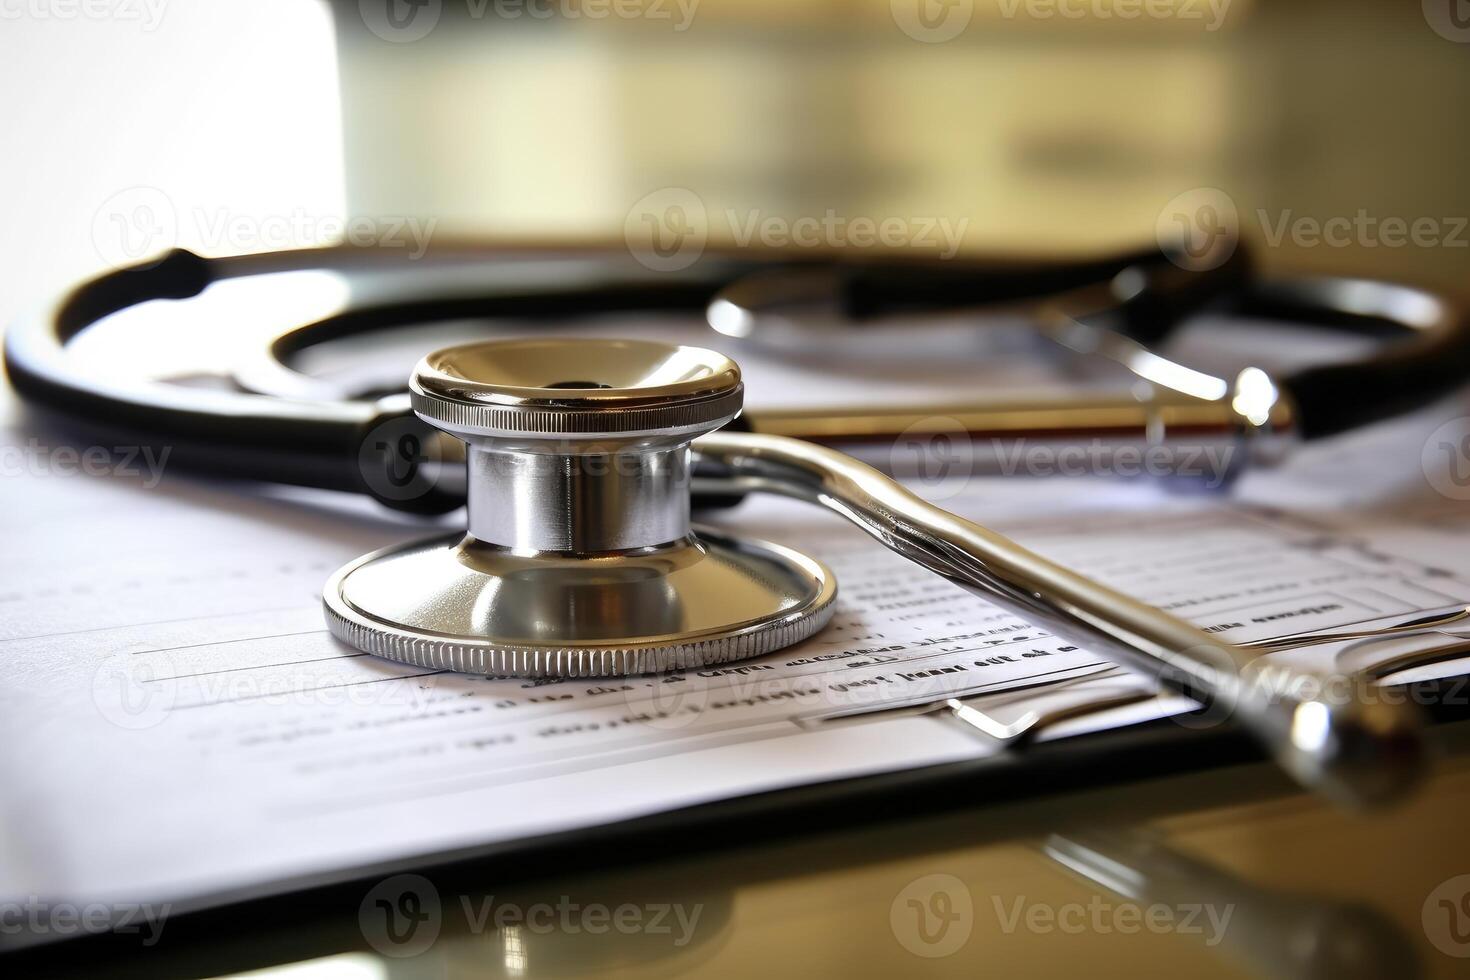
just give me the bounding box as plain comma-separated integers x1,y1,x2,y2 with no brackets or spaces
322,591,838,679
408,386,746,436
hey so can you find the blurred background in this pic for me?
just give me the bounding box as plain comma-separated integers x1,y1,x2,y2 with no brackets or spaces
4,5,1470,976
2,0,1468,349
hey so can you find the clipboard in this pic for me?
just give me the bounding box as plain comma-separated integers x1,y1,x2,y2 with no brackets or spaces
9,661,1469,972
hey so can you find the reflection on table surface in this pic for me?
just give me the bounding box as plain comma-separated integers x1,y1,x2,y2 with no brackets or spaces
18,721,1461,979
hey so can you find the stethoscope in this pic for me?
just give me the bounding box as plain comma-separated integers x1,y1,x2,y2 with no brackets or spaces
6,239,1465,807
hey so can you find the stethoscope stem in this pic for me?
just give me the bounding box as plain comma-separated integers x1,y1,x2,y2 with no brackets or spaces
692,430,1424,808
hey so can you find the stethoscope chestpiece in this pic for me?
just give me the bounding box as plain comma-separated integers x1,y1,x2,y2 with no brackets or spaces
323,337,836,678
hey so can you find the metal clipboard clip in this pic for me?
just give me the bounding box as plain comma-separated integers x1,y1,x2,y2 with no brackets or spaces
796,664,1165,744
800,605,1470,747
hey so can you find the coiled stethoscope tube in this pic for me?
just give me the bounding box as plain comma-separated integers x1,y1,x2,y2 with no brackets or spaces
6,240,1468,513
5,239,1462,807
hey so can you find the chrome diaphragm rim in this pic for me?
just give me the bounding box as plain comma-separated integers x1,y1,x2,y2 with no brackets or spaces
323,526,837,678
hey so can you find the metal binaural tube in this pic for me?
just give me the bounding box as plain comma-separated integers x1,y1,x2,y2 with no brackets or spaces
396,335,1424,805
741,380,1297,481
692,429,1425,807
746,389,1235,443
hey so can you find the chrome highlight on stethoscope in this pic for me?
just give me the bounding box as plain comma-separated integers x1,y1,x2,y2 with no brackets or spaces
325,333,1420,809
5,239,1460,807
324,337,838,677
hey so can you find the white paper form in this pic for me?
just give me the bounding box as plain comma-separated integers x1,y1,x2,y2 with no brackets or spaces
6,306,1470,922
4,414,1470,922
